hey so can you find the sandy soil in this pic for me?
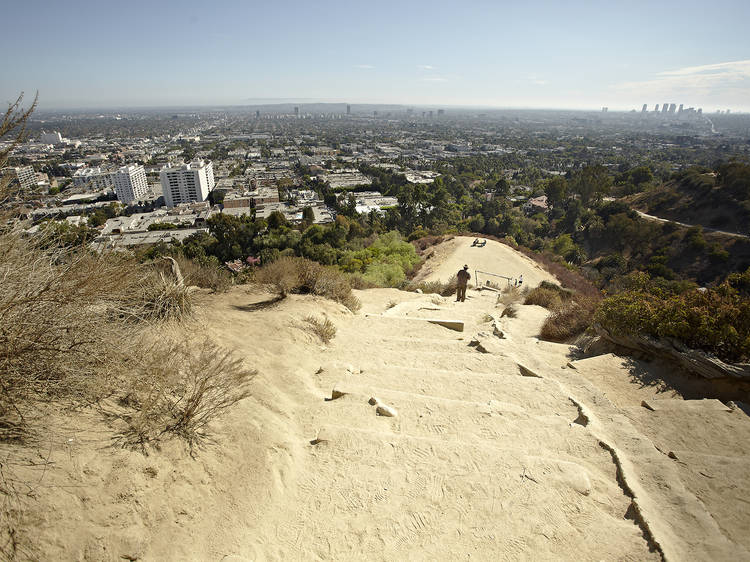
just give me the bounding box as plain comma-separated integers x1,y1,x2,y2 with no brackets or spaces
3,237,750,561
414,236,557,289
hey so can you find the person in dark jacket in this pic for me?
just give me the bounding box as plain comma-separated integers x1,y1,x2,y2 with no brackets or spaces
456,265,471,302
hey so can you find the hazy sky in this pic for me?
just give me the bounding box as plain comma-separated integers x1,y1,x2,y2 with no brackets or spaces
2,0,749,111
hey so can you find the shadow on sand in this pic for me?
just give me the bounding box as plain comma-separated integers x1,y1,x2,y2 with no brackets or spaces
232,294,284,312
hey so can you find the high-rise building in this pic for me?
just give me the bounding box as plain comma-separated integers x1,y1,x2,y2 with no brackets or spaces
641,104,648,113
294,106,299,116
255,110,260,119
160,160,214,208
654,104,660,112
678,104,684,113
346,104,351,115
113,164,149,205
669,103,677,113
661,103,669,113
2,165,36,191
602,107,608,113
437,109,445,116
726,109,731,114
697,108,702,115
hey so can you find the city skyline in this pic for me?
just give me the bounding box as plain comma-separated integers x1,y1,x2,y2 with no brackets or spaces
2,0,750,112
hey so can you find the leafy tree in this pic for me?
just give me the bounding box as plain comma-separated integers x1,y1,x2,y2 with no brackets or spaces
570,165,611,206
544,176,568,208
302,206,314,225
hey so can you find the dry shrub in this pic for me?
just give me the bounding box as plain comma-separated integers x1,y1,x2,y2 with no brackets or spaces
497,285,522,306
119,339,256,449
303,316,336,344
174,256,231,293
409,274,458,297
0,232,145,434
411,235,446,253
126,271,194,322
255,256,360,311
540,297,598,342
254,256,301,297
501,305,518,318
524,287,563,309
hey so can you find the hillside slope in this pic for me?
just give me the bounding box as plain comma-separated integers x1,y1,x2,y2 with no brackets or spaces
4,237,750,561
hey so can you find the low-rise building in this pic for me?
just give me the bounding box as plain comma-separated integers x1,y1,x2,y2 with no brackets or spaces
73,167,114,190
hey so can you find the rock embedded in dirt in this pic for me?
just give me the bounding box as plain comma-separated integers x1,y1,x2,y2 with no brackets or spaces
376,404,398,417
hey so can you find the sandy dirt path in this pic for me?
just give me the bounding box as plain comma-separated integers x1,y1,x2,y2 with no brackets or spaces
413,236,557,288
9,237,750,561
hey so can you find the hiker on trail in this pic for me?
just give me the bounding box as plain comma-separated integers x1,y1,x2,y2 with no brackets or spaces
456,265,471,302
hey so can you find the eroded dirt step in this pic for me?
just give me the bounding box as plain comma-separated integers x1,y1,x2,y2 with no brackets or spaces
329,372,571,411
335,350,514,373
314,395,586,451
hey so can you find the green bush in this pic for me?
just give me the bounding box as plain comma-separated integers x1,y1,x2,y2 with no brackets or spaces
595,272,750,362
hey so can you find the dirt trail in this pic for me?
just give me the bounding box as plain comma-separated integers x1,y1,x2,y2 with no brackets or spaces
7,237,750,561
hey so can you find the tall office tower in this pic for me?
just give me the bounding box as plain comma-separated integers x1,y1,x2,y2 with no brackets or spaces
255,110,260,119
662,103,669,113
678,104,684,113
429,110,433,118
160,160,214,208
642,104,648,113
669,103,677,113
697,108,702,115
346,104,351,115
654,104,660,112
113,164,149,205
437,109,445,116
422,111,426,118
602,107,608,113
727,109,731,114
2,165,36,191
294,106,299,116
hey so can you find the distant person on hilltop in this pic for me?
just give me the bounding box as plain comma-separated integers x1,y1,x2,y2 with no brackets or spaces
456,265,471,302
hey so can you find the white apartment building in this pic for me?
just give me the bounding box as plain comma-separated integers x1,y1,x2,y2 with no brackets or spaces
113,164,149,205
160,160,214,207
2,165,36,191
73,167,114,190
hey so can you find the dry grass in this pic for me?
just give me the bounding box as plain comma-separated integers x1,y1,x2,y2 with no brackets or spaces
0,230,202,439
408,274,458,297
0,232,148,436
497,285,523,306
118,339,256,450
173,256,231,293
121,271,195,323
523,287,564,309
303,316,337,344
501,305,518,318
255,256,360,311
539,297,598,342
